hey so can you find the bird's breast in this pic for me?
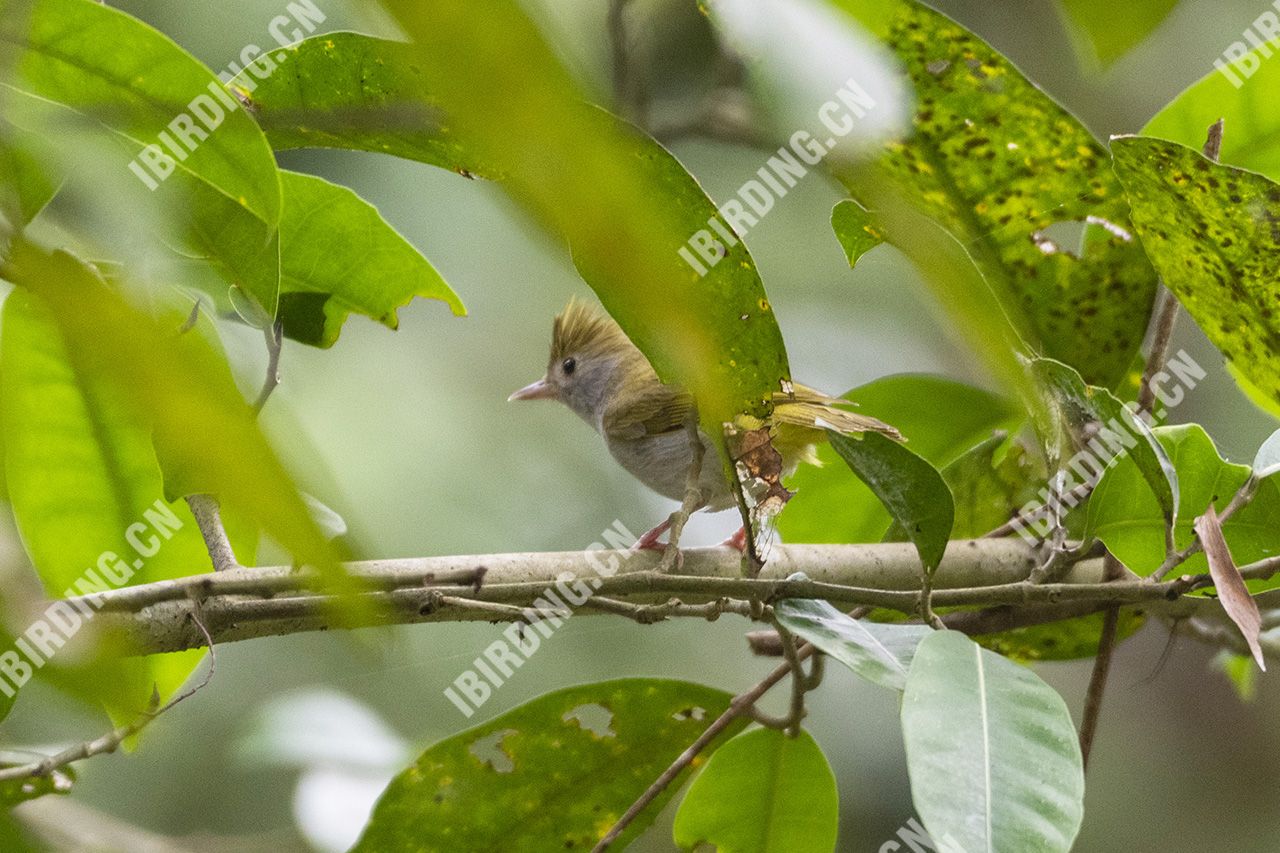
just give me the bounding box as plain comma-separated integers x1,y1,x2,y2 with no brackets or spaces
604,429,735,511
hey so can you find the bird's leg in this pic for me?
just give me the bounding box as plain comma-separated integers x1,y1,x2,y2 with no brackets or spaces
719,526,748,552
632,517,673,551
650,414,706,573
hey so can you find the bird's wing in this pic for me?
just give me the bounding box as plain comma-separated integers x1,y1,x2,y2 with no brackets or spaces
602,383,697,441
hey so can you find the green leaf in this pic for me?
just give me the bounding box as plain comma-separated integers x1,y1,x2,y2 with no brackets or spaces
354,679,745,852
828,0,1156,389
1086,424,1280,581
275,170,464,347
779,374,1018,544
0,0,279,225
0,125,56,228
918,434,1145,661
234,32,487,178
1253,428,1280,479
0,289,213,713
977,609,1146,662
935,432,1032,538
1,240,340,581
672,728,838,853
0,805,41,850
830,199,885,266
775,596,930,690
0,763,72,808
826,431,954,573
1213,650,1258,702
833,185,1038,403
1144,39,1280,181
1029,357,1178,520
1055,0,1178,68
0,0,283,313
902,631,1084,853
271,16,790,434
1111,135,1280,409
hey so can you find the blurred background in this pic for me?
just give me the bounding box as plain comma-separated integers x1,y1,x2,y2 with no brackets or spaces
3,0,1279,849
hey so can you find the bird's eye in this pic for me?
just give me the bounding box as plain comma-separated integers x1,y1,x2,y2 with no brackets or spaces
562,357,576,376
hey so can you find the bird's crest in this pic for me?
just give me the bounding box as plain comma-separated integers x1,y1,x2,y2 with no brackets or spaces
551,298,633,362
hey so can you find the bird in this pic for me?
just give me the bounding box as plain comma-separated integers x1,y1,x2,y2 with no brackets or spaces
509,299,901,551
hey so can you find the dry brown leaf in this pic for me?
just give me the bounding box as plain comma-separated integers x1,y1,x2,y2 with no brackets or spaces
1195,505,1266,670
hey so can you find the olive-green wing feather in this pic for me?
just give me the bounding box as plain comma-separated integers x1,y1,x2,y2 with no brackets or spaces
602,382,697,440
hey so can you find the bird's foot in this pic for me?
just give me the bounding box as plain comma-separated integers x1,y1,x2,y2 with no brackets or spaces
633,513,689,573
719,526,748,553
631,517,673,551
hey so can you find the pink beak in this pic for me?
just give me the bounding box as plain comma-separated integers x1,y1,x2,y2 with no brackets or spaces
508,377,557,402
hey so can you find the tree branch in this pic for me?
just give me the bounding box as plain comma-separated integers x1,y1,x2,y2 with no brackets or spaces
38,540,1272,658
183,494,239,572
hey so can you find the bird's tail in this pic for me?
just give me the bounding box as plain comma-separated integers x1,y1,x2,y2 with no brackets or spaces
770,388,903,442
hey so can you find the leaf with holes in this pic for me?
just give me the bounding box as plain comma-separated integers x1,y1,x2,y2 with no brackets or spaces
1086,424,1280,582
673,728,838,853
1196,505,1266,669
825,0,1156,389
275,170,464,347
902,630,1084,853
353,679,744,851
775,596,930,690
827,431,954,574
1112,135,1280,409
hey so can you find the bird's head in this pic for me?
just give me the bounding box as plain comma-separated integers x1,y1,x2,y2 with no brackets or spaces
508,299,647,424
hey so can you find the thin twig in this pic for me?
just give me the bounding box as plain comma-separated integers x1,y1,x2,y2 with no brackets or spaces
983,481,1094,539
592,645,815,851
746,600,1120,655
1151,474,1259,581
586,595,753,623
183,494,240,572
251,319,284,414
777,621,807,736
1136,288,1179,417
47,543,1280,656
1078,554,1124,769
0,606,216,783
